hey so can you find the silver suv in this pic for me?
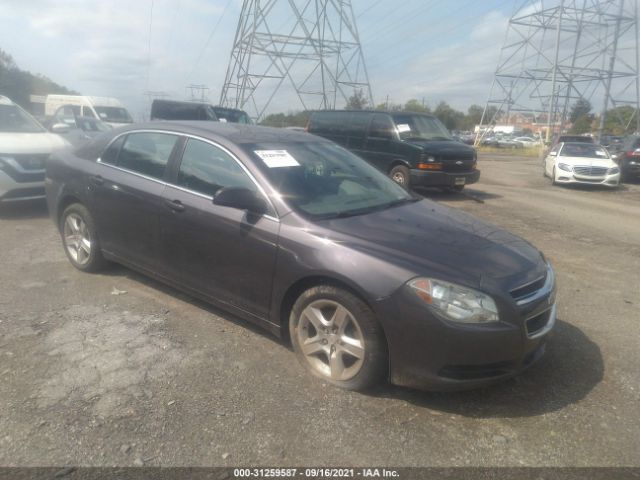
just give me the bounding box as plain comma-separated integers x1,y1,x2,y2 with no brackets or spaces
0,96,69,202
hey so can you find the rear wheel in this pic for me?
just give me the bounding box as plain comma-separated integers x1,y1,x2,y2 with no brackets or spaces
60,203,106,272
289,285,387,391
389,165,410,189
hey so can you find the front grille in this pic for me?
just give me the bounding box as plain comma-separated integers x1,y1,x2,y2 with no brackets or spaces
0,155,46,183
525,309,552,337
510,274,546,301
573,165,608,176
13,154,48,170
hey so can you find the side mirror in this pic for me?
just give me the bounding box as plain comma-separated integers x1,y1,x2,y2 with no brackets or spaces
213,187,267,214
51,123,70,134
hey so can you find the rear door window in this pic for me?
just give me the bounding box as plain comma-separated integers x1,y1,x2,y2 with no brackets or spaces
117,132,179,180
100,136,126,165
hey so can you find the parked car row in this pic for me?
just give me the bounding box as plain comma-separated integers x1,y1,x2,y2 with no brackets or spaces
480,134,543,149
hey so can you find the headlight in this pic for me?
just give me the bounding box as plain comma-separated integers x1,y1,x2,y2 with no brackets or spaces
558,163,572,172
0,156,14,171
407,278,499,323
608,167,620,174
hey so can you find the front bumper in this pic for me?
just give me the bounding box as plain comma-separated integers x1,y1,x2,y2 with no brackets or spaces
374,269,556,391
621,159,640,178
555,170,620,187
410,169,480,188
0,170,46,202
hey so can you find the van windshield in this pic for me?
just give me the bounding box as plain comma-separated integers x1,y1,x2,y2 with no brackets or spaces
392,114,452,141
0,105,46,133
243,141,414,219
93,106,133,123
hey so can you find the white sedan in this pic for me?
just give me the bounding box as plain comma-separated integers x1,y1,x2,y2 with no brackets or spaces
543,142,620,188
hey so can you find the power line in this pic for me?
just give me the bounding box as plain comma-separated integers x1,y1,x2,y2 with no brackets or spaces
186,0,235,81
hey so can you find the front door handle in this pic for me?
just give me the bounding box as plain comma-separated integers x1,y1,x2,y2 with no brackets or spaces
164,199,185,212
90,175,104,186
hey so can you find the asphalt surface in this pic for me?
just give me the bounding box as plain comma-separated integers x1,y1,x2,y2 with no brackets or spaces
0,154,638,467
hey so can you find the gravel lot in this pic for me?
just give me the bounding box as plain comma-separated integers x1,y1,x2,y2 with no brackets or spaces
0,153,638,467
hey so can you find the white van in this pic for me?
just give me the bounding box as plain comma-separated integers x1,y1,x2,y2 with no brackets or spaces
0,96,69,202
44,95,134,128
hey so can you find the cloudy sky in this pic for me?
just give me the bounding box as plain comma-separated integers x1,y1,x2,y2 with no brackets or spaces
0,0,518,120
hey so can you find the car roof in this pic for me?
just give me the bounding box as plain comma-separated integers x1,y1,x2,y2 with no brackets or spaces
98,121,319,148
74,121,326,161
312,109,436,117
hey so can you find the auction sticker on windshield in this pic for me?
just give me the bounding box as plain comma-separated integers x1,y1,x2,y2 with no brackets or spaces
254,150,300,168
397,124,411,133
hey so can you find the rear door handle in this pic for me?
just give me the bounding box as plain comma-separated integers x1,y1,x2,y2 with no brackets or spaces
164,199,185,212
90,175,104,186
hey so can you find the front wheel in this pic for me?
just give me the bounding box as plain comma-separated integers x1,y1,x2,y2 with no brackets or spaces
550,166,557,186
389,165,410,190
60,203,107,272
289,285,387,391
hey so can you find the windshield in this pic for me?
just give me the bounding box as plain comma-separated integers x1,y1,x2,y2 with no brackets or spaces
243,141,413,219
93,106,133,123
0,104,46,133
76,118,111,132
393,114,452,141
559,143,610,158
213,108,251,124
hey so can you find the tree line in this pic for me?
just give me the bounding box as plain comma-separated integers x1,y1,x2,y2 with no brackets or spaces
0,48,77,108
261,90,638,136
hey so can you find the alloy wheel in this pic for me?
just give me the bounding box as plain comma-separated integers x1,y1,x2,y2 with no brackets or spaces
63,213,92,265
296,299,365,381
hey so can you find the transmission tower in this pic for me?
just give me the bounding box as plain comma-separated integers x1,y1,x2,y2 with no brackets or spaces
219,0,373,121
477,0,639,144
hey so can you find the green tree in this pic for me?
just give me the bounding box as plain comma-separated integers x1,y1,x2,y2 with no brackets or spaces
0,48,77,109
404,99,430,113
569,115,593,134
570,98,592,123
602,105,637,135
433,101,464,131
345,89,369,110
259,110,310,128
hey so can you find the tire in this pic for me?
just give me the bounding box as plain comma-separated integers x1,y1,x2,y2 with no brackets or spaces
60,203,107,272
389,165,410,190
550,166,557,186
289,285,387,391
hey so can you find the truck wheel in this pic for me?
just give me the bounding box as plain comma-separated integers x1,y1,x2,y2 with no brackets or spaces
389,165,410,189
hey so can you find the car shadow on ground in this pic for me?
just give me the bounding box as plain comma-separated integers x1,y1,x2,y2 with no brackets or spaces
0,199,49,220
99,264,288,348
414,187,502,203
370,318,604,418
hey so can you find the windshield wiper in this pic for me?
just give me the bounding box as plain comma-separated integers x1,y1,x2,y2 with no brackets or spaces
318,197,420,220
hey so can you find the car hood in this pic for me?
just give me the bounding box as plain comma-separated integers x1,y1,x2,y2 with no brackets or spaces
0,132,70,154
316,199,546,291
405,139,475,153
557,155,616,167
